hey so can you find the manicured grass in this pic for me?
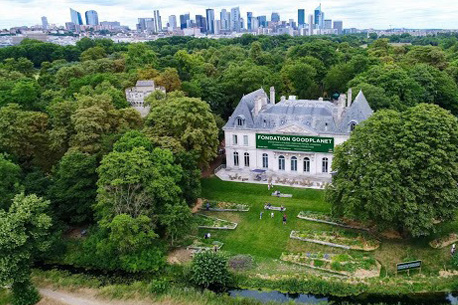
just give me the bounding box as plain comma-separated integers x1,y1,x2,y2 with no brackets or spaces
200,177,457,276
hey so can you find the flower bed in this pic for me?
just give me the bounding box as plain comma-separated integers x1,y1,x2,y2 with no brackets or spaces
429,233,458,249
297,211,368,231
188,240,224,253
201,200,250,212
197,214,238,229
290,230,380,251
280,252,380,278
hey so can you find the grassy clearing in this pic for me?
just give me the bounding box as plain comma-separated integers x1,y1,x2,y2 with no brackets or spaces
201,177,457,276
0,289,11,305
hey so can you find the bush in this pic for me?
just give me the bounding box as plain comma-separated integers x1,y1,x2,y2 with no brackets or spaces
228,255,255,271
148,279,168,294
190,251,232,289
11,281,40,305
452,254,458,268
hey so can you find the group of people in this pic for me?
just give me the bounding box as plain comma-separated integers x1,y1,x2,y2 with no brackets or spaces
260,208,287,225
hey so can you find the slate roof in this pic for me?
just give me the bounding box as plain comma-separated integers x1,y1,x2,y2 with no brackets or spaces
136,80,155,87
224,89,373,135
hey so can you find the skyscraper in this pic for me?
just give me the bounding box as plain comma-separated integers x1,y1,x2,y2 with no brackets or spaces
220,9,230,30
137,18,154,32
41,16,48,29
247,12,253,31
70,8,83,25
196,15,207,33
206,9,215,34
298,9,305,26
154,10,162,32
314,4,321,26
257,16,267,27
230,7,241,32
308,14,314,35
271,12,280,22
324,19,332,29
168,15,177,30
180,13,190,29
333,20,343,34
85,10,99,26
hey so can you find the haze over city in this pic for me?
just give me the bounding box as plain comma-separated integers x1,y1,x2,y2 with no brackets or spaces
1,0,458,30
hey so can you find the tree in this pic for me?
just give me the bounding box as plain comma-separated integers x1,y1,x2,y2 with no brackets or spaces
48,151,98,224
281,61,317,98
0,193,52,305
0,104,48,164
144,96,219,167
80,46,107,61
327,104,458,237
0,154,22,210
126,43,158,70
154,68,181,92
190,251,231,289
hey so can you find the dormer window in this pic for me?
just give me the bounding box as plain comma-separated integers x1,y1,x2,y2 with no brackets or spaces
349,121,358,132
236,116,245,127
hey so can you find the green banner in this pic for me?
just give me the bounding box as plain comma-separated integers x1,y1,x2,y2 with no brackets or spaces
256,133,334,153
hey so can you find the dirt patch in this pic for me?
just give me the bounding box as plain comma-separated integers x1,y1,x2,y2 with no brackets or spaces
191,198,203,214
167,248,193,265
429,233,458,249
37,296,67,305
63,227,89,239
439,269,458,277
379,229,402,240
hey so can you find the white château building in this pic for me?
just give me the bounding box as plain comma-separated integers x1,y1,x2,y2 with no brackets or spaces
222,87,373,181
125,80,166,117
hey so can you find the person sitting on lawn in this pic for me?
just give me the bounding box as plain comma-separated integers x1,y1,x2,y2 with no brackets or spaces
282,214,287,225
280,205,284,212
260,211,263,219
271,212,274,218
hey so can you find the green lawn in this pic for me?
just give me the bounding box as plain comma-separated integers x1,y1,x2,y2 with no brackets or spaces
200,177,456,276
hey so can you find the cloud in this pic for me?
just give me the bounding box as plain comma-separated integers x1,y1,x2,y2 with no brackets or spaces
1,0,458,29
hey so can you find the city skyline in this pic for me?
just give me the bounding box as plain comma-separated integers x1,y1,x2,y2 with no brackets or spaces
2,0,458,30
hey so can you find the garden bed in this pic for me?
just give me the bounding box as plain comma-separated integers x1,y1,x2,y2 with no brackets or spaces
197,214,238,230
290,230,380,251
429,233,458,249
187,240,224,254
280,252,380,278
264,205,287,211
201,200,250,212
297,211,369,231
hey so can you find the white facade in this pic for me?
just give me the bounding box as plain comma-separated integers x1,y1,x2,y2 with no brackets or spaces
125,80,165,117
223,88,373,180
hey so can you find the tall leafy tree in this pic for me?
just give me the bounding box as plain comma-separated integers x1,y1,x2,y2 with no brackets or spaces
0,193,52,305
0,154,22,210
144,95,219,167
327,104,458,237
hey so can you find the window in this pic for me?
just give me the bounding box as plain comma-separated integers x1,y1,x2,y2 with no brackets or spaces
303,157,310,173
244,152,250,167
350,121,357,131
236,117,244,126
322,157,329,173
243,135,248,146
233,152,239,166
233,134,238,145
291,156,297,171
278,155,285,171
262,153,269,168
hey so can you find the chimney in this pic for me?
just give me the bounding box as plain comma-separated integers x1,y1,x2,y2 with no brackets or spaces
254,95,268,116
289,95,296,100
337,94,346,121
280,96,286,102
318,97,324,102
270,86,275,104
347,88,353,107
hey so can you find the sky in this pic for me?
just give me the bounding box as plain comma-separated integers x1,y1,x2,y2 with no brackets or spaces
1,0,458,30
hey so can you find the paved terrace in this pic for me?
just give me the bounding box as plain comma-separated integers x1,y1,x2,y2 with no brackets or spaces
215,167,331,189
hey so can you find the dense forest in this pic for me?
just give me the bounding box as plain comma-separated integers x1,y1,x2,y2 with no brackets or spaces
2,32,458,303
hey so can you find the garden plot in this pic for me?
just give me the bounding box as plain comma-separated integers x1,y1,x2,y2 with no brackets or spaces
280,252,380,278
429,233,458,249
290,230,380,251
297,211,368,231
201,200,250,212
197,214,238,229
187,240,224,255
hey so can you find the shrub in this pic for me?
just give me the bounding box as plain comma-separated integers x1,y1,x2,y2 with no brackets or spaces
228,255,255,271
452,254,458,268
190,251,232,289
148,279,168,294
